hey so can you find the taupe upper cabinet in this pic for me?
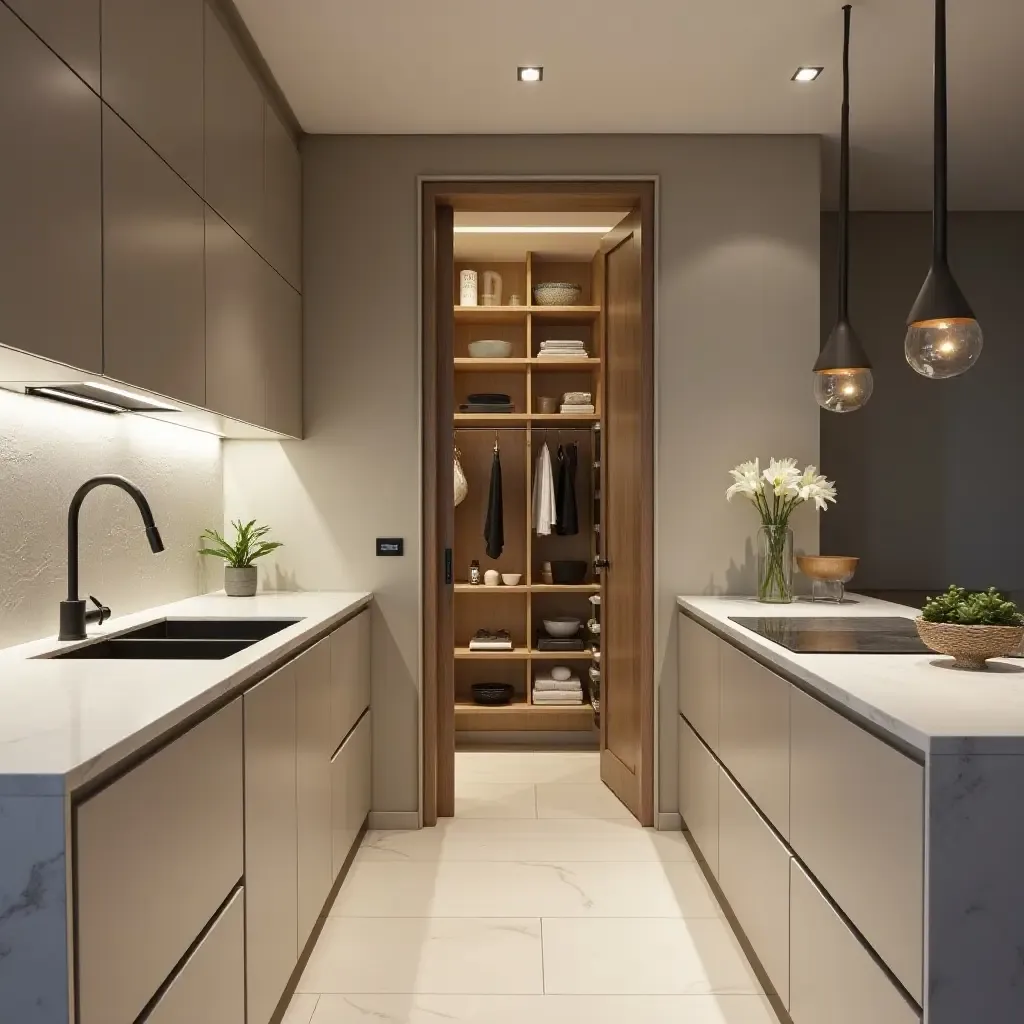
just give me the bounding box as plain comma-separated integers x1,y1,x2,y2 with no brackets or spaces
5,0,100,90
103,109,206,407
263,268,303,437
205,3,265,247
263,105,302,289
0,6,102,372
101,0,204,193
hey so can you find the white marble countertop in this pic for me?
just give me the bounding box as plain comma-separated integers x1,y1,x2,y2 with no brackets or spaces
678,594,1024,756
0,591,371,796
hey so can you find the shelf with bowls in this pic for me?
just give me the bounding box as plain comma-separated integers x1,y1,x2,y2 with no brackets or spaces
454,412,600,425
453,583,600,594
455,358,530,372
454,647,530,660
454,306,528,323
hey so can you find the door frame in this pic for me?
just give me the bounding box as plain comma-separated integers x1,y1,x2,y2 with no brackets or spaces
420,178,657,826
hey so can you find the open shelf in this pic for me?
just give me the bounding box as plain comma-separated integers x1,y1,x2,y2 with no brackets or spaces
530,305,601,321
530,357,601,369
454,583,599,593
454,583,528,593
454,412,600,425
454,306,528,323
455,700,528,713
454,358,530,372
530,650,594,660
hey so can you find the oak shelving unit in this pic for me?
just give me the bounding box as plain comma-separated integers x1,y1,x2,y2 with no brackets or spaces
453,250,603,733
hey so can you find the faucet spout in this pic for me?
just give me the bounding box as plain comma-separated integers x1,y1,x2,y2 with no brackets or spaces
60,475,165,641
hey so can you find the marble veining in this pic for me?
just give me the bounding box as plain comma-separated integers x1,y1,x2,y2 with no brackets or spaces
0,591,371,795
0,796,69,1024
680,595,1024,754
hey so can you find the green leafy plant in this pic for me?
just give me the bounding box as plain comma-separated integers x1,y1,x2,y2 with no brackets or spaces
921,586,1024,627
199,519,283,569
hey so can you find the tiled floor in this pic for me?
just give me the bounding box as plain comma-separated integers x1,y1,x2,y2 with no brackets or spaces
287,750,780,1024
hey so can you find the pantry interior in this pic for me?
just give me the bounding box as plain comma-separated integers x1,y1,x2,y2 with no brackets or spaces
422,180,656,826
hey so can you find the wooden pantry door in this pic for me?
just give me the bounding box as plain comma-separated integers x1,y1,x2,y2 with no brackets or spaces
599,205,655,825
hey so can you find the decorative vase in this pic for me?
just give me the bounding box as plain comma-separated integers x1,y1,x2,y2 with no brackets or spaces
225,565,257,597
757,525,793,604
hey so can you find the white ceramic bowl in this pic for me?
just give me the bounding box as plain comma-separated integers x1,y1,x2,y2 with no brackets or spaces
468,339,513,358
501,573,522,586
543,617,582,638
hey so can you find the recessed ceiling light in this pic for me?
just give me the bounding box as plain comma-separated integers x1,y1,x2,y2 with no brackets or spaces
792,66,823,83
517,66,543,83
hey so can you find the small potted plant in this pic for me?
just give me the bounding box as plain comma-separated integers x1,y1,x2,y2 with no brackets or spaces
200,519,283,597
917,586,1024,670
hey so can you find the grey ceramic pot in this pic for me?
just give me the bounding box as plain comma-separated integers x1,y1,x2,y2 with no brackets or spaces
225,565,257,597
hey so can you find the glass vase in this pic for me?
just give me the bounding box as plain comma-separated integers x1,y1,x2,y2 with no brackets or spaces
757,525,794,604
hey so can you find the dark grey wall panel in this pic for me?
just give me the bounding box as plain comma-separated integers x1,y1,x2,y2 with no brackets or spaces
821,212,1024,595
101,0,205,193
103,109,206,407
4,0,100,90
0,5,102,371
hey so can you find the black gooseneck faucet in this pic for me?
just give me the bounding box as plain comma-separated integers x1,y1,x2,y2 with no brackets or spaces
59,475,165,641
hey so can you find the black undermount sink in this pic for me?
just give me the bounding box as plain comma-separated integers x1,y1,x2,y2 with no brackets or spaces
50,638,256,660
119,618,302,641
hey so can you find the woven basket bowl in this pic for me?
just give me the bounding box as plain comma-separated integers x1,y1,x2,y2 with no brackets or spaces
915,618,1024,671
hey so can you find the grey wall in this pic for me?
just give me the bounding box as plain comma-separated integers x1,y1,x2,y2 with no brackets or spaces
0,388,221,648
821,212,1024,594
224,134,821,824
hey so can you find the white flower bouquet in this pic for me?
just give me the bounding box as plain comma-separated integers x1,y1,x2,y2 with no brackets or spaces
726,458,837,602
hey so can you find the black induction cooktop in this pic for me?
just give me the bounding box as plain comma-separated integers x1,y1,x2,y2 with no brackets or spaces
729,616,929,654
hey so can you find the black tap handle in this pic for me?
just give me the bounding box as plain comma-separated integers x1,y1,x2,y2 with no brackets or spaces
87,595,111,626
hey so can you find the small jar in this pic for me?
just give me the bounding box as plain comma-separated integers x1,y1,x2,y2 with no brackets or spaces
469,560,481,585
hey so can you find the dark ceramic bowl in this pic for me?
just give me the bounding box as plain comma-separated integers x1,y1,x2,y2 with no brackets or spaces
550,560,588,585
471,683,515,706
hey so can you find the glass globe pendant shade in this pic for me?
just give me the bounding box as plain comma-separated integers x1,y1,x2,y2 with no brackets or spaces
905,317,983,379
813,367,874,413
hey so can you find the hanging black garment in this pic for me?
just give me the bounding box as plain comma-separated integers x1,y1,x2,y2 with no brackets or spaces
484,449,504,558
555,442,579,536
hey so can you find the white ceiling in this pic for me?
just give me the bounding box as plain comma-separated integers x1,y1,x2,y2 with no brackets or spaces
234,0,1024,210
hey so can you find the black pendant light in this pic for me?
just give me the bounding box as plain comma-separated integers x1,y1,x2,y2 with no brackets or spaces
905,0,982,378
814,4,873,413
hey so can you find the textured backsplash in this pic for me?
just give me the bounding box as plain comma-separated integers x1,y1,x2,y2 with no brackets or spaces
0,389,222,648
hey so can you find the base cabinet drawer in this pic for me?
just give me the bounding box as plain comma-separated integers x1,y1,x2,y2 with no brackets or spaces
145,887,245,1024
76,699,243,1024
678,714,719,874
330,609,371,752
332,711,371,877
719,643,790,836
718,769,791,1008
790,687,924,1003
678,614,720,750
791,860,920,1024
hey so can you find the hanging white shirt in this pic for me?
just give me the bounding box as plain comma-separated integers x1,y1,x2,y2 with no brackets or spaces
532,442,557,536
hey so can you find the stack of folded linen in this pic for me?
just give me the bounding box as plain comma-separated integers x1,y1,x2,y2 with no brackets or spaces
560,390,595,415
533,672,584,705
538,340,588,360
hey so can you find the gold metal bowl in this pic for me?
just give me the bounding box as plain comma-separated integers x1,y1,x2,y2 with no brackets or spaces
796,555,859,582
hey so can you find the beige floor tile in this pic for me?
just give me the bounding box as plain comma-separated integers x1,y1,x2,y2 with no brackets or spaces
454,782,537,818
331,860,722,918
536,782,633,819
542,917,764,995
282,993,319,1024
308,993,780,1023
297,917,543,994
456,751,601,786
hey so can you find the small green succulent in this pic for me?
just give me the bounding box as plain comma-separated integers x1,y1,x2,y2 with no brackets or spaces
921,586,1024,627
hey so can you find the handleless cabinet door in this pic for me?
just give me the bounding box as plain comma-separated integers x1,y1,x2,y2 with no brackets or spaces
718,769,791,1007
204,3,264,246
296,637,333,949
244,664,298,1024
677,714,719,875
103,109,205,406
5,0,100,90
76,699,243,1024
790,860,920,1024
331,710,371,878
790,687,924,1003
678,614,720,751
145,887,245,1024
719,643,790,836
262,260,302,438
263,104,301,289
205,207,266,426
101,0,204,191
0,6,101,371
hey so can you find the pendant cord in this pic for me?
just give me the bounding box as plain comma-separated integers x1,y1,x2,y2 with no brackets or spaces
837,4,852,320
934,0,948,261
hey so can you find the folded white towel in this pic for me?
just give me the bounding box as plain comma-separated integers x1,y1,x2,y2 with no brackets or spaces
534,691,584,701
534,696,584,705
534,677,582,691
560,405,595,414
537,352,589,360
541,339,585,347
